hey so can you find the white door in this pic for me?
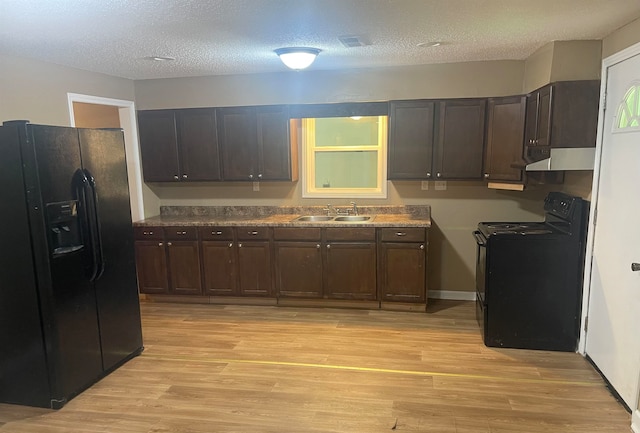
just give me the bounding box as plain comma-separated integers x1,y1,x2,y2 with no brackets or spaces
584,46,640,410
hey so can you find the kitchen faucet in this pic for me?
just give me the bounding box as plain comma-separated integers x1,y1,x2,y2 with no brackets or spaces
324,202,358,216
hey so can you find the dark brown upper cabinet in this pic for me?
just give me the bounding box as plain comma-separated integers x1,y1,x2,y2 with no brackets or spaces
217,105,296,181
434,99,487,180
387,100,435,179
484,96,526,182
137,108,221,182
388,99,486,180
524,80,600,163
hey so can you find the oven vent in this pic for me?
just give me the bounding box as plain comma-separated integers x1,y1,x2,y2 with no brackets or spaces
338,35,370,48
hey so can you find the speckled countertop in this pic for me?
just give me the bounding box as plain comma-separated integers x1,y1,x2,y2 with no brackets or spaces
134,205,431,228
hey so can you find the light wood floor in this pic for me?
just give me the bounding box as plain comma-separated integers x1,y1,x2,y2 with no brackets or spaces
0,300,632,432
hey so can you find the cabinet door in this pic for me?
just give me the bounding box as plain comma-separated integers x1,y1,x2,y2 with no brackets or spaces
379,242,426,302
484,96,526,182
324,242,376,300
434,99,487,179
388,101,435,179
134,240,169,294
166,240,203,295
218,107,256,181
274,242,323,298
201,241,237,296
176,108,221,181
237,241,272,296
256,105,292,181
137,110,180,182
535,85,552,148
524,91,539,149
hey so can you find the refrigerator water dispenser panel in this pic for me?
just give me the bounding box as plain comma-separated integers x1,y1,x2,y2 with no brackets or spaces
46,200,83,257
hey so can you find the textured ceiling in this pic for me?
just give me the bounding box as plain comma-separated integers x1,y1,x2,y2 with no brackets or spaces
1,0,640,80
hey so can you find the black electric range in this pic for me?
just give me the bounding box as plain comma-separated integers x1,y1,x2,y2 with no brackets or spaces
473,192,589,351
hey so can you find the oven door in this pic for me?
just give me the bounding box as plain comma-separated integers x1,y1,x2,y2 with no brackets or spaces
473,230,487,333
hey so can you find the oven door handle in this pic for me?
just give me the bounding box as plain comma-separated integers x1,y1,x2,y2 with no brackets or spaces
473,231,486,246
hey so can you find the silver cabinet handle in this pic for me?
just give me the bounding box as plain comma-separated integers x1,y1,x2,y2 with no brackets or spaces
182,174,188,179
212,231,223,235
167,242,172,246
173,175,179,180
143,230,154,236
396,232,407,237
426,172,431,178
326,244,331,249
238,243,243,248
632,263,640,272
258,174,263,179
484,173,490,179
419,244,425,250
316,244,321,249
177,231,187,235
249,174,254,179
436,172,441,178
158,242,163,246
229,243,233,248
248,231,259,236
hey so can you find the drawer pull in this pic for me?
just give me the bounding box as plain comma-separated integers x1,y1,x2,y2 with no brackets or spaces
177,231,187,235
248,231,259,236
238,243,243,248
316,244,321,249
420,244,425,250
143,230,154,236
396,232,407,237
167,242,172,246
158,242,163,246
327,244,331,249
212,231,223,235
229,243,233,248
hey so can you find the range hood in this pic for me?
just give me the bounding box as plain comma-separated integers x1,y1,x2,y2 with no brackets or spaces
525,147,596,171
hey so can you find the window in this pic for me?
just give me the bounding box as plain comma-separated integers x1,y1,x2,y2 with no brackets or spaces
300,116,388,198
615,82,640,130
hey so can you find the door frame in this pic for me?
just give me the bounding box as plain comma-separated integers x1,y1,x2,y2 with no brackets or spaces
578,41,640,429
66,93,145,222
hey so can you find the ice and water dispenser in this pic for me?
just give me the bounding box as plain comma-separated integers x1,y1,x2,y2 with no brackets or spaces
46,200,84,257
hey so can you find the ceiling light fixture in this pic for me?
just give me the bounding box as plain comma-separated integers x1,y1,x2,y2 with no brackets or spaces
149,56,175,61
417,42,442,48
274,47,321,70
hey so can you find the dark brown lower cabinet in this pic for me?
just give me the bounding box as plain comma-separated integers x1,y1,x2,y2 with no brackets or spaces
378,228,428,303
324,242,377,300
274,242,323,298
134,240,169,294
166,240,203,295
236,227,272,297
199,226,237,296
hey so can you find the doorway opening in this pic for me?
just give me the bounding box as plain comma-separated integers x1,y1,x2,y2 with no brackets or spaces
67,93,144,221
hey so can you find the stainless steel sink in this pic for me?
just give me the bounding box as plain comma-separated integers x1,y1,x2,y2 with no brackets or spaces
333,215,372,222
293,215,335,222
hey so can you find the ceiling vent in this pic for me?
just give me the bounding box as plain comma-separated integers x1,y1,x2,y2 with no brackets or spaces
338,35,369,48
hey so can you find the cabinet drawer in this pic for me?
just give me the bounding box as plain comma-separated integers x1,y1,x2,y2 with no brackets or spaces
273,227,321,241
199,226,234,241
165,226,198,241
379,228,426,242
134,226,164,240
325,227,375,242
236,226,271,240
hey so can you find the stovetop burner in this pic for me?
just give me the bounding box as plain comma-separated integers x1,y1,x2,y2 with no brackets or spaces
479,222,555,237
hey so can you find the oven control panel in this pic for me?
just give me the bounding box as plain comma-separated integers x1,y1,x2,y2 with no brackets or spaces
544,192,576,219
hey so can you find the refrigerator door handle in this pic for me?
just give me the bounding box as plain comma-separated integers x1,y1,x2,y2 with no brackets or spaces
84,169,105,281
73,169,99,281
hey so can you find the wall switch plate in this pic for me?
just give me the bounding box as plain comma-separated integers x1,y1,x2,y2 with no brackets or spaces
435,181,447,190
421,181,429,190
253,181,260,192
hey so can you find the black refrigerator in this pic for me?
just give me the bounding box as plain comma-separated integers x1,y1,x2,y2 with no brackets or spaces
0,121,143,409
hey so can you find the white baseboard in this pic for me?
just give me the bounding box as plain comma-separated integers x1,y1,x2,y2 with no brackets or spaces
632,409,639,433
428,290,476,301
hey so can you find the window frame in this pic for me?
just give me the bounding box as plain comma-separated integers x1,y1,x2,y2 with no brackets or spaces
300,116,388,199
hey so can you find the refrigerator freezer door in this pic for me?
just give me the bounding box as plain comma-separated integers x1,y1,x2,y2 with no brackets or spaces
31,125,104,404
0,123,51,407
79,128,143,371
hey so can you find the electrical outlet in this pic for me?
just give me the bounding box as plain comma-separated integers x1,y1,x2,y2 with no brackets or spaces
253,181,260,192
421,181,429,190
434,181,447,191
